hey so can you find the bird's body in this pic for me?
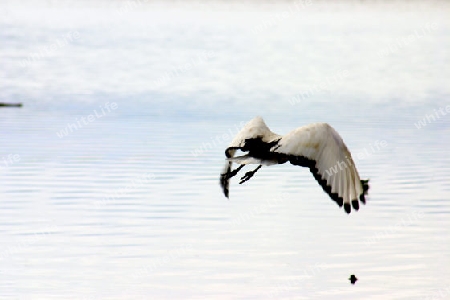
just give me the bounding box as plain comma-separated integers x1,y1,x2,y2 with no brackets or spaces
220,116,369,214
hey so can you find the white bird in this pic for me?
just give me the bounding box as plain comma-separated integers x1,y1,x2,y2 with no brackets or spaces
220,116,369,214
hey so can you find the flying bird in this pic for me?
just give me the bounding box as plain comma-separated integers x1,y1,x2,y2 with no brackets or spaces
349,274,358,284
220,117,369,214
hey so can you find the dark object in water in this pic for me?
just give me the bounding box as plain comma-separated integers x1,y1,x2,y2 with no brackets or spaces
349,274,358,284
0,102,22,107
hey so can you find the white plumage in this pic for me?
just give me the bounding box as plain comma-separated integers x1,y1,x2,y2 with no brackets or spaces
220,116,369,214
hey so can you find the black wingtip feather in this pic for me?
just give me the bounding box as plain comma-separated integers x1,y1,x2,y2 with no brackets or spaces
351,199,359,210
359,179,369,204
361,179,370,194
344,203,351,214
359,193,366,204
331,193,343,207
286,154,368,214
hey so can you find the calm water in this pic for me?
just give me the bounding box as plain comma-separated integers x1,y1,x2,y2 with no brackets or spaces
1,1,450,299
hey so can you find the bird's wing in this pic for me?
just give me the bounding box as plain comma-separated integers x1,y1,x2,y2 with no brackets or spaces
273,123,367,213
220,116,281,197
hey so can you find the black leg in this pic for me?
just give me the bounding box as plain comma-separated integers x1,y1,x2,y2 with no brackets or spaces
222,164,245,180
239,165,262,184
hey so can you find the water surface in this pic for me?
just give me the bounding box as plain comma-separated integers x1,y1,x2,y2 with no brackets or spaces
1,1,449,299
